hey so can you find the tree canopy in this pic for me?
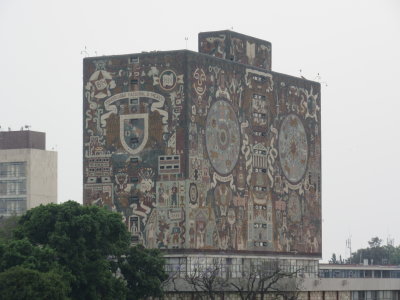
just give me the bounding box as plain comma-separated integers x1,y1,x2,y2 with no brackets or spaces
0,201,167,300
350,237,400,265
0,215,19,242
0,266,70,300
330,237,400,265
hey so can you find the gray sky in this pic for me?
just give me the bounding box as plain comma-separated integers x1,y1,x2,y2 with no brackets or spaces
1,0,399,262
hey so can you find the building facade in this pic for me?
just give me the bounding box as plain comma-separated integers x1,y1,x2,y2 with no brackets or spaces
82,30,400,300
83,30,321,273
302,264,400,300
0,130,57,217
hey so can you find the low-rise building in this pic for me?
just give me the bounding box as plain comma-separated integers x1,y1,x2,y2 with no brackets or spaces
0,130,57,217
299,264,400,300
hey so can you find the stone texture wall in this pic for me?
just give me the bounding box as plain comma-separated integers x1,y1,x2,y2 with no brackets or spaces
199,30,272,71
83,32,321,256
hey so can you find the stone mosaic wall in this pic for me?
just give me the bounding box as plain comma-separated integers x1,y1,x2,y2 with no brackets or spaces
198,30,272,71
83,39,321,255
185,52,321,254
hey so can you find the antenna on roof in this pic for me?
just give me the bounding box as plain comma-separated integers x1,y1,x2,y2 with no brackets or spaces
185,37,188,49
81,46,90,57
24,125,31,130
299,69,306,79
314,72,328,87
346,236,352,263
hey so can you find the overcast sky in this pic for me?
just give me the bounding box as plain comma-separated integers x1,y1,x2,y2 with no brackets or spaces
1,0,399,262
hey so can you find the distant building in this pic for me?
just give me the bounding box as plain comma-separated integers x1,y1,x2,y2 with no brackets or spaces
0,130,57,217
82,30,400,299
304,263,400,300
83,30,321,277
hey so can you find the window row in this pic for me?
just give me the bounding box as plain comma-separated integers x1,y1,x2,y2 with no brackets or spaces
0,162,26,178
164,257,319,279
253,94,266,101
0,198,27,216
254,131,267,137
0,180,27,195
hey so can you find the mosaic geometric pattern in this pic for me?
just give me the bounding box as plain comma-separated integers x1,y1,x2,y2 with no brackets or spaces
206,100,241,175
278,114,308,183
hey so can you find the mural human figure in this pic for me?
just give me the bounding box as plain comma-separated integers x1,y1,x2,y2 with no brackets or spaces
158,183,166,206
171,184,178,207
146,222,156,248
172,223,180,245
189,223,195,248
196,221,206,248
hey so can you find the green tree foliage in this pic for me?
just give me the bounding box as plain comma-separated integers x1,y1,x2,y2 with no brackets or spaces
329,253,338,264
119,245,168,300
0,215,19,242
347,237,400,265
0,238,63,273
368,237,382,248
329,237,400,265
0,266,70,300
14,201,130,300
0,201,168,300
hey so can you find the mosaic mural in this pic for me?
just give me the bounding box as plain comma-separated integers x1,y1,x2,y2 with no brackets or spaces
199,30,272,71
83,32,321,255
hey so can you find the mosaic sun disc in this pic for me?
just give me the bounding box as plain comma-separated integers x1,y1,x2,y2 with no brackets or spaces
278,114,308,183
206,100,240,175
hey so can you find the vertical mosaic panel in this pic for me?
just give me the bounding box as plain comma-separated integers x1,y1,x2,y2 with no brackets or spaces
83,53,188,247
186,52,321,254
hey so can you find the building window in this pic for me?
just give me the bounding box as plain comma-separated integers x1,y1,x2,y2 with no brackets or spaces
0,179,26,195
0,198,27,216
253,94,266,101
130,137,139,145
130,177,139,183
130,56,139,64
158,155,180,174
129,98,139,105
252,75,266,82
0,162,26,178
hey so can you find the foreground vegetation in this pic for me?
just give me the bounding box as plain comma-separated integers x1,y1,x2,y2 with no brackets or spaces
0,201,167,300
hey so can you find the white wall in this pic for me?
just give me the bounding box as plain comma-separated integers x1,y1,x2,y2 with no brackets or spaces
0,148,57,211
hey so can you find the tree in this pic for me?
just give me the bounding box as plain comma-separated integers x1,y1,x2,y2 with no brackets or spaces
230,260,301,300
0,238,66,274
14,201,130,300
329,253,338,264
118,245,168,300
180,259,228,300
7,201,167,300
368,237,382,248
349,237,400,265
168,258,301,300
0,215,19,242
0,266,70,300
0,238,72,300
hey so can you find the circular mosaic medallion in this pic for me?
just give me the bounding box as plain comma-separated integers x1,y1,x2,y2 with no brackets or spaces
278,114,308,183
206,100,240,175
